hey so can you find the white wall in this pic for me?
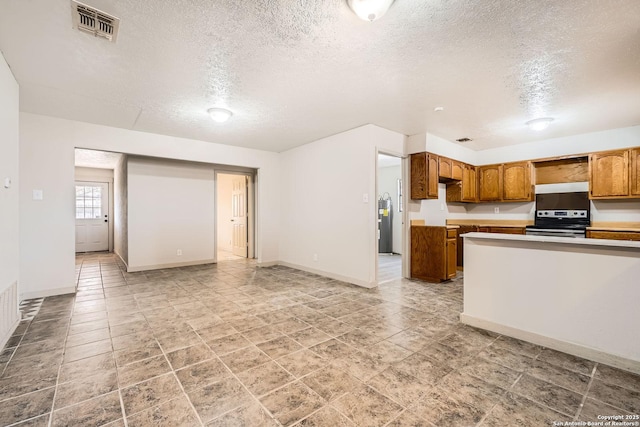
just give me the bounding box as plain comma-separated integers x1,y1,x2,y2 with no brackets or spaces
127,157,215,270
19,113,280,299
279,125,405,287
0,52,19,300
378,165,402,254
216,173,234,252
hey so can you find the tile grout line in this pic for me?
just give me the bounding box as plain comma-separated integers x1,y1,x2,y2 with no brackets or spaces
573,363,599,421
45,256,84,427
100,258,131,427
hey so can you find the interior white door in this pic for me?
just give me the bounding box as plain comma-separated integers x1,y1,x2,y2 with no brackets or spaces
75,182,109,252
231,175,248,257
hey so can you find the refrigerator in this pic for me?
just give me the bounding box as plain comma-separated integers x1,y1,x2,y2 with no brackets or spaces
378,196,393,253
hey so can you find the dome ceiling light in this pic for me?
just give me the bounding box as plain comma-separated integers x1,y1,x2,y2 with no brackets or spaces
207,107,233,123
526,117,554,131
347,0,395,22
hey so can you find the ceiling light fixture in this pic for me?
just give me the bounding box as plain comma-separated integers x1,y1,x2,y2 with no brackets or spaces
434,107,444,112
347,0,395,21
526,117,554,131
207,107,233,123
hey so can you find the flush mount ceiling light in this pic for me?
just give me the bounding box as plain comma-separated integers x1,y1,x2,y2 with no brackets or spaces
347,0,395,21
207,107,233,123
526,117,554,131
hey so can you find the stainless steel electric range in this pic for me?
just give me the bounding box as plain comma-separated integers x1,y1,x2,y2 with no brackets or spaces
525,192,590,238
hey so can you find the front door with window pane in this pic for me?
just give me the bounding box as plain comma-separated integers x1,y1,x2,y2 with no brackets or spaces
75,181,109,252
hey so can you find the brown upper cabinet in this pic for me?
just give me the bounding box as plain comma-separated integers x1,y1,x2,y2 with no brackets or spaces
416,146,640,203
445,163,477,203
438,156,463,182
438,157,452,180
478,162,532,202
461,164,477,201
589,150,629,198
503,162,532,201
478,164,503,201
451,160,463,180
411,152,438,199
630,148,640,197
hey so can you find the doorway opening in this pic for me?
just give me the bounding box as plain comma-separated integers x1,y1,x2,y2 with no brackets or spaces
377,153,404,284
216,171,255,262
74,149,122,253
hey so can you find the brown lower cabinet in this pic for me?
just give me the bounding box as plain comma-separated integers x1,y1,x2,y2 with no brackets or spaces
586,230,640,241
411,226,457,282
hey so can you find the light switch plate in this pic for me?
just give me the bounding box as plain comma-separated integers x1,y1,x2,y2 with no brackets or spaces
3,177,10,188
362,193,369,203
33,189,43,200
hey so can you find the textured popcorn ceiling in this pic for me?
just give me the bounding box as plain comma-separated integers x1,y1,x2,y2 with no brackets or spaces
0,0,639,152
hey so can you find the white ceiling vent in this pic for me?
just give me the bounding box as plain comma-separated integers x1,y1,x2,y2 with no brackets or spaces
70,0,120,43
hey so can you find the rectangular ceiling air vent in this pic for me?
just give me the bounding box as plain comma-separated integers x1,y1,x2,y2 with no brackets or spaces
71,0,120,43
456,137,472,143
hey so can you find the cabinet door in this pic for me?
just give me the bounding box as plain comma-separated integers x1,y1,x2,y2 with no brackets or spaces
478,165,503,201
410,153,427,199
427,154,439,198
503,162,532,201
589,150,629,198
439,157,452,179
446,238,457,279
631,148,640,197
587,230,640,241
451,160,463,181
461,164,477,202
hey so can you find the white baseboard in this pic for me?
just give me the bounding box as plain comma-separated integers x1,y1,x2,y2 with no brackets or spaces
256,261,278,267
127,259,216,273
460,313,640,375
20,286,76,301
114,251,129,272
276,261,376,289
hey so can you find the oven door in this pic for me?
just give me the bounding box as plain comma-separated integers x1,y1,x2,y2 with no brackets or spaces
525,228,586,238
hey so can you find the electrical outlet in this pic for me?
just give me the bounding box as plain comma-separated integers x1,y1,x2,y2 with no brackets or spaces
494,207,499,214
440,203,445,211
362,193,369,203
313,253,318,262
177,249,182,256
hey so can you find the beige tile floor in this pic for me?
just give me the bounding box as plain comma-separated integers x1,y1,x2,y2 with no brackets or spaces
0,253,638,426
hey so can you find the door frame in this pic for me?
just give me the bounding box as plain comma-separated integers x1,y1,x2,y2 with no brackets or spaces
74,176,114,253
214,170,256,261
374,149,408,284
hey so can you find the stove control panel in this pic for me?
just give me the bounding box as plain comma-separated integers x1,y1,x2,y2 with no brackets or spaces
536,210,588,218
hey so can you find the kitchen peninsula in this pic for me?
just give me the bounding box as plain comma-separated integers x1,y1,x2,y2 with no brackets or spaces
461,232,640,374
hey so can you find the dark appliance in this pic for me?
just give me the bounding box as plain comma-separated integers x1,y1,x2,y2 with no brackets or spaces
378,195,393,253
525,192,590,238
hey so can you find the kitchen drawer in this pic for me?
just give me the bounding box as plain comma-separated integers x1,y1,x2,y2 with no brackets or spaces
587,230,640,241
447,229,457,238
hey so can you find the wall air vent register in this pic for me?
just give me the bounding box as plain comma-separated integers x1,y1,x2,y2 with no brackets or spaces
70,0,120,42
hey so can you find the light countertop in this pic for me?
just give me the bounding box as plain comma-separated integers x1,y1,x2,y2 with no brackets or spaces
463,231,640,249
